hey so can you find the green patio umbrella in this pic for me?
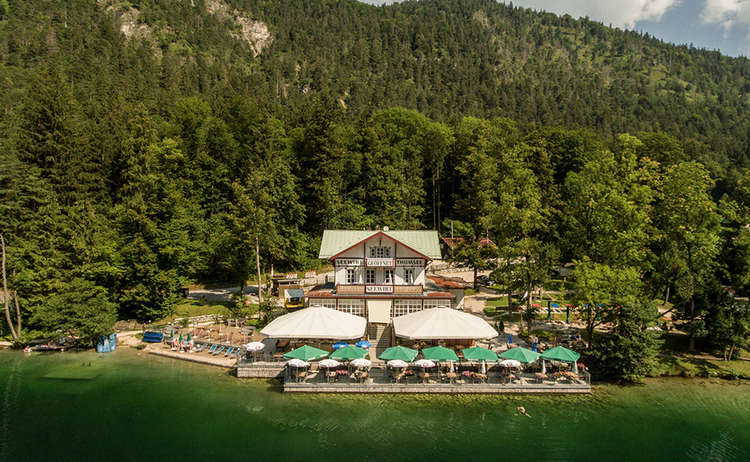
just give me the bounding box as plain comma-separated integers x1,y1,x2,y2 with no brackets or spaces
178,333,183,342
540,346,580,363
462,346,498,362
330,345,367,361
500,347,541,364
169,329,174,339
187,334,191,342
283,345,329,361
379,345,418,362
422,346,459,362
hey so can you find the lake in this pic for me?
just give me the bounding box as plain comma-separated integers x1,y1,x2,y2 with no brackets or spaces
1,350,748,461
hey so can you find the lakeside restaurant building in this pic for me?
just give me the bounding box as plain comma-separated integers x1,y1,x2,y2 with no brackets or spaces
306,229,455,346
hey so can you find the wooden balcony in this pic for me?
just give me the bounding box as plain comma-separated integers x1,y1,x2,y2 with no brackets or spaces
335,284,424,295
393,285,423,295
337,284,365,295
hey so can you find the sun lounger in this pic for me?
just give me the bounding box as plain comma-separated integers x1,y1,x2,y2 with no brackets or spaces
207,344,217,354
195,343,207,352
224,347,234,357
214,345,226,355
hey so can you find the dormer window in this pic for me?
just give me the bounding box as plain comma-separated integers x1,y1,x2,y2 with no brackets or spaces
369,246,391,258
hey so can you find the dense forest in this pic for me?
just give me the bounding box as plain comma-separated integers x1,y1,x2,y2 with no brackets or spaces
0,0,749,378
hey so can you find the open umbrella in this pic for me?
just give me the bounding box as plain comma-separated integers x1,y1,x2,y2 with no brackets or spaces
332,342,349,349
386,359,409,368
355,340,372,349
541,345,581,373
286,359,309,368
350,358,371,368
379,345,418,362
422,346,459,362
413,359,436,368
500,347,541,363
532,303,542,308
244,342,265,352
461,346,498,362
283,345,329,361
319,359,341,368
540,346,580,363
330,345,367,361
499,359,522,368
550,303,560,308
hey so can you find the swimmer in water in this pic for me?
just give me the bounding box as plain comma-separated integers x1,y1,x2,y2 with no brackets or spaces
517,406,531,417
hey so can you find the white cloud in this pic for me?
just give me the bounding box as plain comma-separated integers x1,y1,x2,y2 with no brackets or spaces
506,1,679,28
701,0,750,52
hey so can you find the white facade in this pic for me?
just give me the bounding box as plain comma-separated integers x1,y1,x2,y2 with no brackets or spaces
333,235,426,289
307,230,454,330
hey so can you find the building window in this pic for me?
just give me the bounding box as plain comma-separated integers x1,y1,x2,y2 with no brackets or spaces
384,269,394,284
366,269,376,284
404,268,415,284
346,269,356,284
424,299,451,309
369,246,391,258
338,299,366,317
393,299,423,317
309,299,336,310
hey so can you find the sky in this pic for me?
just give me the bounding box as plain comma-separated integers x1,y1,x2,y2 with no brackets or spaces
363,0,750,57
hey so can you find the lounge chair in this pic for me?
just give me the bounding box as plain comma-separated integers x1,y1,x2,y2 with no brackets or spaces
196,343,207,352
224,347,234,357
207,344,217,354
214,345,226,355
230,349,239,358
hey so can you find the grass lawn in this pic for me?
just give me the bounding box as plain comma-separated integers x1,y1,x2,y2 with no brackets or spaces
486,296,509,308
157,299,233,324
651,334,750,379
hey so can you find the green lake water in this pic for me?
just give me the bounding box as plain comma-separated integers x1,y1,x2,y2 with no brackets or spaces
1,350,749,461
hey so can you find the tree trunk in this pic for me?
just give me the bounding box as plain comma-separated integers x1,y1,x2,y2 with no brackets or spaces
664,286,670,305
255,234,263,304
526,295,533,335
473,266,477,290
1,234,19,341
14,290,21,336
586,322,595,350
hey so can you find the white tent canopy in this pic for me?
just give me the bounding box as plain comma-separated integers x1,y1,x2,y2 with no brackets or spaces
393,308,498,340
260,306,367,340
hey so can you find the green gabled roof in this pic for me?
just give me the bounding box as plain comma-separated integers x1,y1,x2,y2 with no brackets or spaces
319,230,442,260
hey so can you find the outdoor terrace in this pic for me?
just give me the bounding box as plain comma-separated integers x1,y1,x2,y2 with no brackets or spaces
280,365,590,394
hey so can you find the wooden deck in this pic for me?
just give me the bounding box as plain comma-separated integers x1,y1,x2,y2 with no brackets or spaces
146,344,237,368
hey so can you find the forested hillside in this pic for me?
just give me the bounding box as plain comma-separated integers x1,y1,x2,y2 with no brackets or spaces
0,0,748,364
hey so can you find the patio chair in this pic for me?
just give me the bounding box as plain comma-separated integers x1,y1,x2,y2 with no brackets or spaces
214,345,226,356
224,347,234,357
207,344,217,354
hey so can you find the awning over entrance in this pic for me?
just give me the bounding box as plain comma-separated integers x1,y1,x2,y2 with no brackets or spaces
392,308,499,340
260,306,367,340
